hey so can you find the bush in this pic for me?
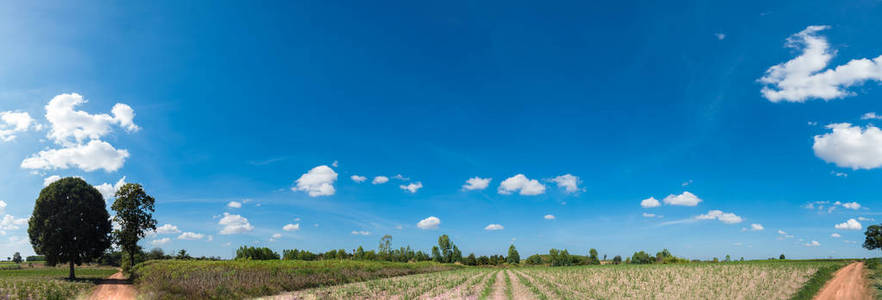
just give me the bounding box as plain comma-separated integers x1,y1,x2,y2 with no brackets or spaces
525,254,544,265
630,251,653,264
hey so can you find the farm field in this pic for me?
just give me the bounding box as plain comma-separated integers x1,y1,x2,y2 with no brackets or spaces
132,259,460,299
278,260,848,300
0,265,117,299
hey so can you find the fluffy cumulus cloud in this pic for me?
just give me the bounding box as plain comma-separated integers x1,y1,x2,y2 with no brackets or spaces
94,177,126,201
44,93,138,145
696,210,743,224
813,123,882,169
641,197,661,208
283,224,300,231
218,213,254,235
43,175,61,187
400,182,423,194
227,201,242,208
550,174,582,193
462,177,491,191
0,111,38,142
835,218,862,230
155,224,181,234
544,214,556,220
21,140,130,172
863,112,882,120
372,176,389,184
663,191,702,206
484,224,504,231
805,240,821,247
498,174,546,195
350,175,367,183
293,165,337,197
759,26,882,102
417,216,440,230
151,238,171,246
0,214,29,234
177,232,204,240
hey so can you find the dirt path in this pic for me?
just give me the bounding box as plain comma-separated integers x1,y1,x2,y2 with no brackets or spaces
89,271,136,300
490,271,507,300
506,270,534,300
814,262,870,300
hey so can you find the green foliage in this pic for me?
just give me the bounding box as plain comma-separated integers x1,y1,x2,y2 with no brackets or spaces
465,253,477,266
587,248,600,265
236,246,280,260
28,177,112,279
780,254,786,260
507,245,520,264
0,265,117,299
11,253,21,264
25,255,45,262
549,249,575,267
111,183,157,272
612,255,622,264
131,259,458,299
431,246,442,262
630,251,653,264
525,254,544,265
865,225,882,252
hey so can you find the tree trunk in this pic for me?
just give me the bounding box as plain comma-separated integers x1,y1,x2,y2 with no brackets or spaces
129,250,135,272
68,261,75,280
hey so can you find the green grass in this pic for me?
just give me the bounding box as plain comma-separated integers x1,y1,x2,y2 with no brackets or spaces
865,258,882,299
132,259,459,299
788,261,849,300
0,264,117,299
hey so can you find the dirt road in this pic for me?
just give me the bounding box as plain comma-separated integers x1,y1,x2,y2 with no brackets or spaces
814,262,870,300
89,271,136,300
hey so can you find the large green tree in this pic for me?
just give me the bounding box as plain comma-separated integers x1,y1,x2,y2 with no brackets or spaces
28,177,112,279
111,183,157,273
864,225,882,252
438,234,452,263
506,245,520,264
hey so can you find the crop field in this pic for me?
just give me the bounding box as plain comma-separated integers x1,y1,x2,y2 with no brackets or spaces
132,259,459,299
279,260,846,300
0,265,117,299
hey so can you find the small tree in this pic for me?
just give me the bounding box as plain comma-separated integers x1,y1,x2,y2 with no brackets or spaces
466,253,477,266
864,225,882,253
588,248,600,265
438,235,452,263
112,183,157,273
431,246,442,262
779,254,786,260
28,177,112,279
612,255,622,264
507,245,520,264
12,252,22,264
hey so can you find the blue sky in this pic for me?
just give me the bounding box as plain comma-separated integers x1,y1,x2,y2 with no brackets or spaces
2,0,882,260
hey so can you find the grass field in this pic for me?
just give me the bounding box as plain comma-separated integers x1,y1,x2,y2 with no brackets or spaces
132,259,460,299
0,264,117,299
282,260,848,300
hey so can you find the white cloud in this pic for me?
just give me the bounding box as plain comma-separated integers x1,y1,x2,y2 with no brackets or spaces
696,210,743,224
544,214,556,220
177,232,204,240
863,112,882,120
640,197,661,208
550,174,581,193
484,224,504,231
400,182,423,194
151,238,171,246
94,177,126,201
392,174,409,181
462,177,491,191
351,230,370,236
813,123,882,169
642,213,657,218
663,191,702,206
271,233,282,240
417,216,440,230
283,224,300,231
759,25,882,102
0,111,38,142
351,175,367,183
498,174,546,195
227,201,242,208
842,202,861,210
372,176,389,184
831,233,841,238
218,213,254,235
715,33,726,40
0,201,5,214
834,218,862,230
859,217,874,222
804,240,821,247
21,140,130,172
750,224,764,231
0,214,28,232
44,93,139,145
155,224,181,234
43,175,61,187
292,165,337,197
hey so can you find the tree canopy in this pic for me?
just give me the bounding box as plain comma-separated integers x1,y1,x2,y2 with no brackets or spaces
111,183,157,273
28,177,112,279
864,225,882,252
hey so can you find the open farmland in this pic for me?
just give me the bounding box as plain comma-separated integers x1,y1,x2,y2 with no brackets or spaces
275,260,847,300
0,265,117,299
132,259,459,299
